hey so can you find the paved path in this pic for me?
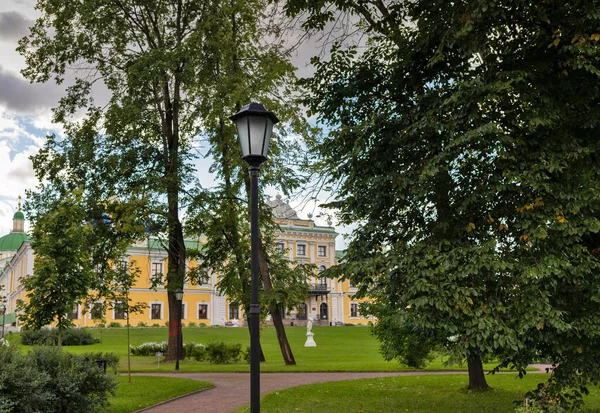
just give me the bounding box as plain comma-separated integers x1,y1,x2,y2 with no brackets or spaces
135,365,552,413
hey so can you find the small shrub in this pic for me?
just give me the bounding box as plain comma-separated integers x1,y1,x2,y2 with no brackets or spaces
107,322,121,328
243,346,250,364
205,342,242,364
79,352,120,374
187,322,197,328
164,321,170,327
188,343,207,361
21,328,99,346
0,345,116,412
137,322,148,327
181,322,186,328
151,323,161,328
199,323,207,327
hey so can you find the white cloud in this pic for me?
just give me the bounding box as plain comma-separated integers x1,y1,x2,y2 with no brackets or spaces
0,109,41,236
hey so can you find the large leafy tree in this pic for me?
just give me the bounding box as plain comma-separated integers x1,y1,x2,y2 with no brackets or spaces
287,0,600,401
20,0,309,362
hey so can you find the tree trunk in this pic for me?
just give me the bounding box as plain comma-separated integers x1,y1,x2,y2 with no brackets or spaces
467,353,489,391
57,323,62,352
258,239,296,365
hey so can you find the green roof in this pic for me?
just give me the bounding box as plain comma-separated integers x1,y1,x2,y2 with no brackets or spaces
13,211,24,220
127,237,204,252
1,312,16,325
0,232,30,252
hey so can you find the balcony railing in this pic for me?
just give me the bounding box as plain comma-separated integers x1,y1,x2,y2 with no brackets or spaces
308,283,330,294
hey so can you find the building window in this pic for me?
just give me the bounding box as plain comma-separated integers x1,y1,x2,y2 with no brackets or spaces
296,244,306,256
319,277,327,287
114,301,126,320
319,302,329,320
66,305,79,320
198,304,208,319
350,303,359,318
319,265,327,272
275,242,285,253
151,303,162,320
151,262,163,283
318,245,327,257
181,303,187,320
229,304,239,320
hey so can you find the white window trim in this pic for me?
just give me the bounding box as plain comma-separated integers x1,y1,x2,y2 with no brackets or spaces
296,243,307,256
150,260,165,284
112,301,126,320
350,302,359,318
149,301,164,320
181,302,188,320
197,302,210,320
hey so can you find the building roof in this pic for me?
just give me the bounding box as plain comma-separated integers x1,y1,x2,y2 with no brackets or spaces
266,195,300,220
13,211,24,220
0,232,30,253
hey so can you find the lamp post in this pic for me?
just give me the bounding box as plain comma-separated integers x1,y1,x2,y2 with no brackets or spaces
230,102,279,413
1,302,6,339
175,288,183,371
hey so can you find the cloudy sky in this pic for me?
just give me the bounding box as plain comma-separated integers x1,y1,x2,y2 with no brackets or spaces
0,0,353,248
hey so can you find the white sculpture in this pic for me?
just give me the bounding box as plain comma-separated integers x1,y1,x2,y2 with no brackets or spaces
304,316,316,347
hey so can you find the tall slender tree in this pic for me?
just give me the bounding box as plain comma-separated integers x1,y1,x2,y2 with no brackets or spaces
18,191,93,351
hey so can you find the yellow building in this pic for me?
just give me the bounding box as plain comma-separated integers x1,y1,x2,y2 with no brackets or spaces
0,196,372,329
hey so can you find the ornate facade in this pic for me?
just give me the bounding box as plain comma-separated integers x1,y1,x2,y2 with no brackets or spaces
0,197,372,328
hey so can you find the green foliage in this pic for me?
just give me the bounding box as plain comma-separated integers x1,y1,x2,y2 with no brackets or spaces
289,0,600,404
185,342,207,362
20,328,99,347
204,342,243,364
136,322,148,328
0,345,116,413
18,191,94,350
107,322,121,329
78,352,120,375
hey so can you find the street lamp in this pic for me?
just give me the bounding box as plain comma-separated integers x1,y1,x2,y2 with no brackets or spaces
1,302,6,339
230,102,279,413
175,288,183,371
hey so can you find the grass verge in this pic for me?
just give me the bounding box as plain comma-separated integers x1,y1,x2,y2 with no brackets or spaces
238,374,600,413
107,376,212,413
5,326,528,373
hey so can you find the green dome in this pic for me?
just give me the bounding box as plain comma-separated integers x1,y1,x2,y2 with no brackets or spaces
0,232,30,252
13,211,24,220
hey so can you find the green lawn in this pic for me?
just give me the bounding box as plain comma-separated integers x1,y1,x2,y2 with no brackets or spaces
4,326,514,373
238,374,600,413
107,376,212,413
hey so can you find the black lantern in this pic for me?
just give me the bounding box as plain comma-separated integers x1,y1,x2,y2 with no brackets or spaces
231,102,279,413
175,288,183,371
230,102,279,165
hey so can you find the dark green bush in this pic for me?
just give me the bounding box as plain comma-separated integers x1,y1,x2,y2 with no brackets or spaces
107,322,121,328
79,352,120,374
20,328,99,346
204,342,242,364
0,345,116,413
